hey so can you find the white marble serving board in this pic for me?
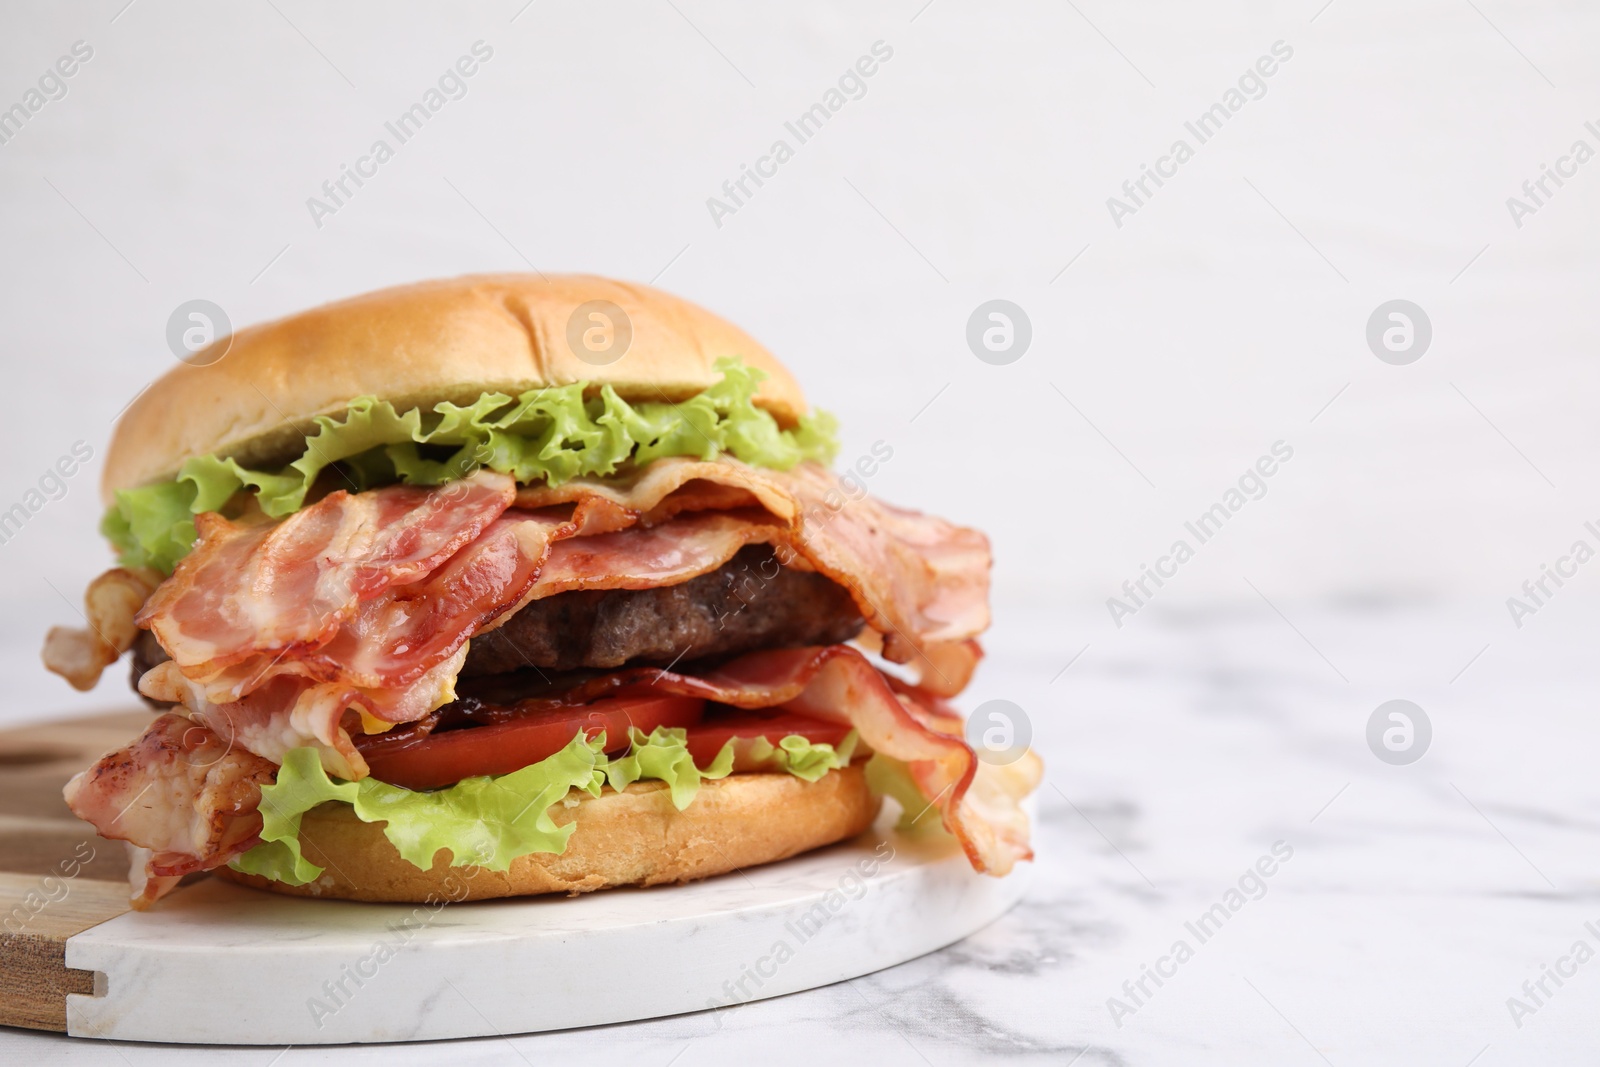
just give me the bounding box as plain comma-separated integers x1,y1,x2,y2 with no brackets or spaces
62,808,1032,1045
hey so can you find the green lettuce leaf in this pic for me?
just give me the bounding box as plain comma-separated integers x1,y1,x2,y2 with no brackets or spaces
233,735,608,886
604,726,736,809
231,727,866,887
740,730,859,782
100,481,198,574
105,359,838,572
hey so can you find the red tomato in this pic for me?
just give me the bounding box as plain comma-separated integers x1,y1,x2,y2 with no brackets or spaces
682,710,853,767
365,695,705,790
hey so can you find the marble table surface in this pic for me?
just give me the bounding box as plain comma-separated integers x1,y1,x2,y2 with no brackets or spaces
5,598,1597,1065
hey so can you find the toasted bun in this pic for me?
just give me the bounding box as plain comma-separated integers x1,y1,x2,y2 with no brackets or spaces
213,767,879,903
103,274,807,504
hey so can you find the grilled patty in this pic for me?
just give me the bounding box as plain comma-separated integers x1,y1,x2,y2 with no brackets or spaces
461,545,864,675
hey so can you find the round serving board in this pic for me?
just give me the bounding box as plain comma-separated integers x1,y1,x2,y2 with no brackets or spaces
0,710,1032,1045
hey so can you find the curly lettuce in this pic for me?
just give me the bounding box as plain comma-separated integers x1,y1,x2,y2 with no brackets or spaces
232,727,861,886
740,731,860,782
232,735,608,885
106,359,838,573
604,726,736,808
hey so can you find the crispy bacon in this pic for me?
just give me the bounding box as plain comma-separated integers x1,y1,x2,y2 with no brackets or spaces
41,567,161,690
137,648,468,780
690,645,1036,876
509,508,789,603
275,513,568,695
137,471,515,679
62,713,277,908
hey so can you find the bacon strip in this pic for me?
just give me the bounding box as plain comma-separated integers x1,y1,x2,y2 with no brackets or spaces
62,713,278,908
708,647,1036,876
137,471,515,678
42,567,161,690
682,646,1037,875
511,509,789,603
516,457,802,521
290,514,569,694
137,648,468,780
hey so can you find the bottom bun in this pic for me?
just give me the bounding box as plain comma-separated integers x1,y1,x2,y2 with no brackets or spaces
215,766,880,903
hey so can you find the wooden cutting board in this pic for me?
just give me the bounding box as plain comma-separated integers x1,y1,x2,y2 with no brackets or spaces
0,709,144,1032
0,709,1034,1046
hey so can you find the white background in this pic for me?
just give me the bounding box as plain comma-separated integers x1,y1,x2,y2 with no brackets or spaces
3,1,1600,1062
3,0,1598,723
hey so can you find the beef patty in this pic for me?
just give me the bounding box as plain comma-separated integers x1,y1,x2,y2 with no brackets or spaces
462,545,864,675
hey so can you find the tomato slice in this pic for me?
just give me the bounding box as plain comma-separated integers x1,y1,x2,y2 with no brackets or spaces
682,710,854,768
364,695,705,790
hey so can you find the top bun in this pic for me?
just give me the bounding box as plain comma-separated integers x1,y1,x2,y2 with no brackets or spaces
102,274,807,504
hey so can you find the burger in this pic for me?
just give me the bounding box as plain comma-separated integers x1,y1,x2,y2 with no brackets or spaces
45,274,1041,907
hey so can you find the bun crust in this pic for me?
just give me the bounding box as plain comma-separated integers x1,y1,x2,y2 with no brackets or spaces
104,274,807,504
213,768,879,903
